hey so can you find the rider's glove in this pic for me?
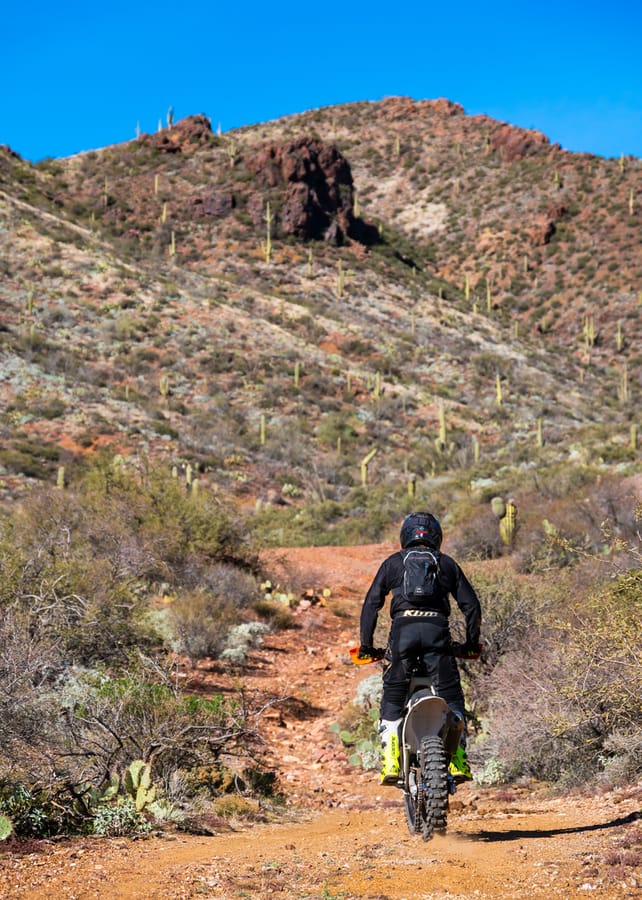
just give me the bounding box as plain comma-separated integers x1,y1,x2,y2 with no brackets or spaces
452,641,482,659
460,642,482,660
358,644,376,659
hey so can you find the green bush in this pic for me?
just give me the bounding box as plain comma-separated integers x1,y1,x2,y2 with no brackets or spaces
92,797,152,837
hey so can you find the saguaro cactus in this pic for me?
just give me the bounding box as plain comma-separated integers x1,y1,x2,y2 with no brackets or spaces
491,497,517,547
360,448,378,486
582,315,596,349
618,364,629,404
436,400,447,451
616,321,624,352
262,202,273,263
337,260,345,298
495,373,503,408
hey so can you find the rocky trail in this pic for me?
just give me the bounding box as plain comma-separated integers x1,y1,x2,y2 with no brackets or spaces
1,545,640,899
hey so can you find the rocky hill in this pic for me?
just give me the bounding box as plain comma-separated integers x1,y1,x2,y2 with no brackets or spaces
0,97,639,543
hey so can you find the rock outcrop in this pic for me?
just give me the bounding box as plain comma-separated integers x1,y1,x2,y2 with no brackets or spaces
490,123,552,162
247,138,377,245
138,115,214,154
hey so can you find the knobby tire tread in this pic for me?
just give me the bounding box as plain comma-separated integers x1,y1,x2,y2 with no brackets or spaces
419,734,448,840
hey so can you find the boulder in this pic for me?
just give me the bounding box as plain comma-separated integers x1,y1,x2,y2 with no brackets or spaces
247,137,376,245
191,190,235,218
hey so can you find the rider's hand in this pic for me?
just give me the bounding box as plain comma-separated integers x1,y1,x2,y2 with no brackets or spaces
460,642,482,660
452,641,482,659
358,644,376,659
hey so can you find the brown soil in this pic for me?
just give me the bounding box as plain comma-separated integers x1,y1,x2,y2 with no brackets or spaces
1,545,640,899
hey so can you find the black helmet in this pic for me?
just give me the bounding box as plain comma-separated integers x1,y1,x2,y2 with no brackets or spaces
400,512,443,550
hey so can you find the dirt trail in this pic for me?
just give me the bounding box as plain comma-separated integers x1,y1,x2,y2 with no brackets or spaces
1,545,640,899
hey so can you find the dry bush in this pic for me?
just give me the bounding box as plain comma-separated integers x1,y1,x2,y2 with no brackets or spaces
480,643,572,781
168,564,259,661
0,456,260,664
0,647,275,835
479,564,642,786
0,457,276,834
449,505,505,560
462,566,545,669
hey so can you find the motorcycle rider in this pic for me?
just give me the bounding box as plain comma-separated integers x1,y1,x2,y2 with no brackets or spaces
358,512,482,784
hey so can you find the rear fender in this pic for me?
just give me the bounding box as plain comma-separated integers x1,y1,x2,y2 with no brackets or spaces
402,693,449,757
401,693,464,777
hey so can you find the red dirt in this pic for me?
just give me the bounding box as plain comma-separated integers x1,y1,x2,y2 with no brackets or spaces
1,544,640,899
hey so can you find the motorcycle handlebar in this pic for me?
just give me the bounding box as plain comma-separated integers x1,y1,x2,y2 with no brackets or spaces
350,643,482,665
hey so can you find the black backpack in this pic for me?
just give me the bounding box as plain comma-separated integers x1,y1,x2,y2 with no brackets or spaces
402,547,440,605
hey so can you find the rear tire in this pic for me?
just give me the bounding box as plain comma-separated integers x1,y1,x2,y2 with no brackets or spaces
419,735,448,840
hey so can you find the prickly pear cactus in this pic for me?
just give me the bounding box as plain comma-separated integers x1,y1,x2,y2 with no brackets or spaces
124,760,156,812
124,760,146,796
0,814,13,841
135,783,157,812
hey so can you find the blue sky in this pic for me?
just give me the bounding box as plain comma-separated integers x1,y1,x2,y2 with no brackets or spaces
3,1,642,161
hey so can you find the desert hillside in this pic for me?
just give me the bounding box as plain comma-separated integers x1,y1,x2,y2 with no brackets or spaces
0,97,639,546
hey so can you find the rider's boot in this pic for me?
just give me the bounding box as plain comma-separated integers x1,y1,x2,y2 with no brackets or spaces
448,744,473,783
379,718,402,785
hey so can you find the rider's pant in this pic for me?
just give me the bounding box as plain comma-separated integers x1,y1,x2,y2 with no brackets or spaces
380,614,466,730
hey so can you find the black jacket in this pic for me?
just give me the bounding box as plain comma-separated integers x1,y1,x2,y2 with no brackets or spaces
359,548,481,649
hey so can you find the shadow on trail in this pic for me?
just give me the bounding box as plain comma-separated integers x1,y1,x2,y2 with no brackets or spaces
468,809,641,843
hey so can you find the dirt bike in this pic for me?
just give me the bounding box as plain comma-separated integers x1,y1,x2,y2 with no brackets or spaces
350,643,479,841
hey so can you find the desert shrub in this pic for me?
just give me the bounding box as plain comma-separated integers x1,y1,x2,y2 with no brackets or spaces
461,566,543,671
220,622,270,666
330,673,382,771
450,505,505,560
0,456,259,664
169,566,260,661
0,489,160,664
91,797,152,837
480,564,642,786
253,599,296,630
249,483,405,547
0,454,280,835
0,653,272,835
169,589,238,660
0,785,57,838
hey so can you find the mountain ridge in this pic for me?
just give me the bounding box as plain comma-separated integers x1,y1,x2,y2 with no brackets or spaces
0,97,639,542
